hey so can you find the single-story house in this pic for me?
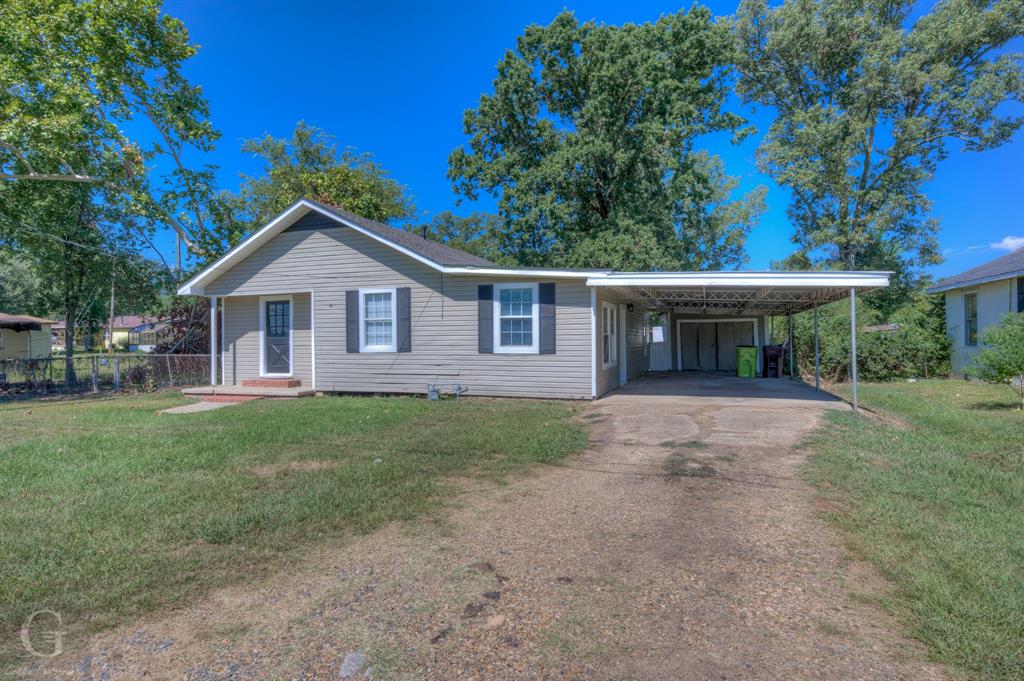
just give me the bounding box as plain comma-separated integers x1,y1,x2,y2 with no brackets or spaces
177,199,889,401
52,314,162,352
0,312,56,360
927,248,1024,374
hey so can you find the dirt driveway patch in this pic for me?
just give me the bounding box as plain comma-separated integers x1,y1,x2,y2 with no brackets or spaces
24,375,948,680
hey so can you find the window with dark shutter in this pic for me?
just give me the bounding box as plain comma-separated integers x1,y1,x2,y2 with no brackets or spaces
478,285,493,353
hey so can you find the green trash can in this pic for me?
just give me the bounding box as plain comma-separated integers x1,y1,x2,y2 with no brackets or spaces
736,345,757,378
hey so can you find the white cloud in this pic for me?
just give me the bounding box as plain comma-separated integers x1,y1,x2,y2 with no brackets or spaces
990,235,1024,252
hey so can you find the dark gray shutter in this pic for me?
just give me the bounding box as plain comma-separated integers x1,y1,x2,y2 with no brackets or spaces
478,284,493,353
396,287,411,353
539,282,556,354
346,290,359,353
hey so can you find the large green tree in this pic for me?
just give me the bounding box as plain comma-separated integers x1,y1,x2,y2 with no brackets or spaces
208,122,415,256
0,0,219,258
0,248,42,315
449,9,767,270
734,0,1024,287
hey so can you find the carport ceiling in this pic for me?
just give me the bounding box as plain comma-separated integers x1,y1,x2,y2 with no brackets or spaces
587,272,891,316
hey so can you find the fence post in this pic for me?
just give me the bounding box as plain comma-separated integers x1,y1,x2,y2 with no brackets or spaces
113,357,121,392
92,356,99,393
166,354,174,388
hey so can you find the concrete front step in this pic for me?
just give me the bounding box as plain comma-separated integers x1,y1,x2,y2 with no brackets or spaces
182,385,316,399
201,394,265,403
241,378,301,388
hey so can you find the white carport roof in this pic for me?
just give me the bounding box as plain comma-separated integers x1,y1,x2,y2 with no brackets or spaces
586,271,890,316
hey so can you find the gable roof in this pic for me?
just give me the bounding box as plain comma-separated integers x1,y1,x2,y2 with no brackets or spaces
927,248,1024,293
307,200,495,267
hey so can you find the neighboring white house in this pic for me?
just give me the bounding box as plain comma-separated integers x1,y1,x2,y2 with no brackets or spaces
928,248,1024,374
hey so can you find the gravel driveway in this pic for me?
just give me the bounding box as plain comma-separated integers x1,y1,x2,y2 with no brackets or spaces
27,375,947,680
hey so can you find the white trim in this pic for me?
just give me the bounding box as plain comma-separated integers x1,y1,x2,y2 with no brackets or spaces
587,271,890,288
176,199,606,296
590,288,597,398
618,304,627,385
210,296,218,386
259,294,294,377
601,301,618,369
310,290,316,389
675,317,759,372
493,282,540,354
448,267,604,279
220,296,225,385
927,268,1024,294
358,287,398,353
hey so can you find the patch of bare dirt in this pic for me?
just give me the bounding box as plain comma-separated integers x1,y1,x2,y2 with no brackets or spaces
21,378,948,681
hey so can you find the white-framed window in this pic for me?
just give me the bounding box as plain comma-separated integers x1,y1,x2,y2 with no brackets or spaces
602,301,617,368
359,288,397,352
494,282,539,354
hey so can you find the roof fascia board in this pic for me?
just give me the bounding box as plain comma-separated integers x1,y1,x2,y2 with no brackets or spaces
587,273,890,288
443,267,604,279
927,269,1024,293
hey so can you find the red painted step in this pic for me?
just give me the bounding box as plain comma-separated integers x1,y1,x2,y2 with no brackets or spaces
241,378,301,388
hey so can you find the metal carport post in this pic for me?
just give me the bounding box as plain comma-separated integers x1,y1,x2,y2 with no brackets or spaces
850,288,858,411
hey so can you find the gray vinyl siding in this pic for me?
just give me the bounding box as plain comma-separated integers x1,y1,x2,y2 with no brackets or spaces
204,216,593,399
625,305,648,381
220,294,312,386
595,288,624,397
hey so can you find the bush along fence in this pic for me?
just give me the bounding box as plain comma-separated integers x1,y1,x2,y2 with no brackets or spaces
0,354,210,397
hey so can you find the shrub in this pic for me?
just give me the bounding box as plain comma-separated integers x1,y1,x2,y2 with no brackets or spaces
966,313,1024,410
783,293,950,383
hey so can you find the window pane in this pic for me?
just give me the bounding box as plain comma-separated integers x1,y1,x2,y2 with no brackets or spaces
500,317,533,346
500,287,532,317
365,320,392,346
364,292,392,320
363,292,393,346
267,301,289,337
1017,278,1024,314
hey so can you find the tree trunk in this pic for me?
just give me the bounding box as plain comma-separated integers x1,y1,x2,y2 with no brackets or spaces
63,309,76,388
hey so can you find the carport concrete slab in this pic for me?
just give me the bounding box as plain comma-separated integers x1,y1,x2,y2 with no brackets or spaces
607,371,847,409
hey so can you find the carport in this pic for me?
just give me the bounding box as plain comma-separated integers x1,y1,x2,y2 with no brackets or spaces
587,271,890,410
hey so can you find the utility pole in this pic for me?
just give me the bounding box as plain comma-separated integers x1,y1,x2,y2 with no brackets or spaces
176,234,181,280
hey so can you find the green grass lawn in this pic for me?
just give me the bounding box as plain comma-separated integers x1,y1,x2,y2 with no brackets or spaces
0,392,586,667
805,380,1024,681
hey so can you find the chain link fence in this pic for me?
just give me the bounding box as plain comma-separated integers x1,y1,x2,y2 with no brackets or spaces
0,354,210,398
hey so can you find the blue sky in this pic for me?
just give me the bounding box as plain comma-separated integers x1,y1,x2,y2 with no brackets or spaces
162,0,1023,278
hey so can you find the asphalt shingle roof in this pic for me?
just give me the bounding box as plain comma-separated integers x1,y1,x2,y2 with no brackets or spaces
308,199,498,268
929,248,1024,291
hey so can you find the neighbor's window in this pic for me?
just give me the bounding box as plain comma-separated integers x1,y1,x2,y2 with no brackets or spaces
494,283,538,353
360,288,396,352
1017,278,1023,314
602,301,617,368
964,291,978,346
